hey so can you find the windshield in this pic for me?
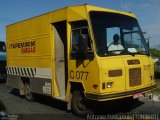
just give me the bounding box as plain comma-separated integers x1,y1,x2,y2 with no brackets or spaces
90,11,149,57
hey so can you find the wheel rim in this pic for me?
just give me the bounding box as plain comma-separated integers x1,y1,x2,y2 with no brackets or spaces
25,84,32,98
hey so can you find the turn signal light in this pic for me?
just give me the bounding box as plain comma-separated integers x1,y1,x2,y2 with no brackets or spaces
150,75,154,80
102,82,105,90
150,76,152,80
93,84,98,89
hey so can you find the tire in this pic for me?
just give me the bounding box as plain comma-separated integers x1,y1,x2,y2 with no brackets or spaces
128,96,139,103
71,90,92,117
124,97,139,107
24,83,34,102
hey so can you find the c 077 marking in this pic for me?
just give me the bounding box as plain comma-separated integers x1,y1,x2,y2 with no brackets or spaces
70,71,89,80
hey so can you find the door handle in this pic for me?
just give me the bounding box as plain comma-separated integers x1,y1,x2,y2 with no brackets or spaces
58,60,65,63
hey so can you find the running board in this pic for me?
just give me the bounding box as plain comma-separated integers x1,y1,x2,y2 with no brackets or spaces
52,96,66,102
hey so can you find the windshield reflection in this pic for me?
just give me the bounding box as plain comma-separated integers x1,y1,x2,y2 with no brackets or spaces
89,11,148,57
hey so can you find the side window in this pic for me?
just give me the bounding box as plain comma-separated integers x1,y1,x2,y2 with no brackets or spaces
71,29,81,53
70,21,92,59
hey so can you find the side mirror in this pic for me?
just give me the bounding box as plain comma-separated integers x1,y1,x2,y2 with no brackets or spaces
146,38,150,49
145,36,152,49
143,32,151,50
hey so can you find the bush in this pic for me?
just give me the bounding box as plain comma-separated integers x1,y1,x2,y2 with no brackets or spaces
155,70,160,79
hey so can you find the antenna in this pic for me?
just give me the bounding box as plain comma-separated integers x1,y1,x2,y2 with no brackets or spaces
120,0,124,11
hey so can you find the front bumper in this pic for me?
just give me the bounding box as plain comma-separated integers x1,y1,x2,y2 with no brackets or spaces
85,84,157,101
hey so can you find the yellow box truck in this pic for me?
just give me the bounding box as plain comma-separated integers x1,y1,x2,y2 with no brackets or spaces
6,4,156,115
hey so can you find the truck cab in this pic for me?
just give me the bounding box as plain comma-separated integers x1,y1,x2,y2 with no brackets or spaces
66,6,156,115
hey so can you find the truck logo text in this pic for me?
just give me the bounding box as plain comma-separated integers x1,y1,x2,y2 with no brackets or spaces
9,41,36,54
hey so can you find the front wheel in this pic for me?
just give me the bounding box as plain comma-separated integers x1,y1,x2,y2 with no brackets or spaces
71,90,92,117
24,83,34,102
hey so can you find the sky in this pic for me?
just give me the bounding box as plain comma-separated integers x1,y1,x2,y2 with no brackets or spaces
0,0,160,47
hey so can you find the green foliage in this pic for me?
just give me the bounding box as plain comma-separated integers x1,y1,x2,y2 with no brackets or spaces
155,70,160,79
150,48,160,59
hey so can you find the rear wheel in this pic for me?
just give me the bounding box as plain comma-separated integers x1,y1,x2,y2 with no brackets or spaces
24,83,34,101
71,90,92,117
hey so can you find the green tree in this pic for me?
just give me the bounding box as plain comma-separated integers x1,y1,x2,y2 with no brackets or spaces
150,48,160,59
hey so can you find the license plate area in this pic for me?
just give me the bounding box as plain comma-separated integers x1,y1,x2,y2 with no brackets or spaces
133,93,144,99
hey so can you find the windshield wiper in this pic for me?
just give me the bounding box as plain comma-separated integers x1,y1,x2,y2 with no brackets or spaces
126,51,149,56
120,48,149,56
134,51,150,56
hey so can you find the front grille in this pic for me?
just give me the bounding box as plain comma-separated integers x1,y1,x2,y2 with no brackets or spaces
129,68,141,87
